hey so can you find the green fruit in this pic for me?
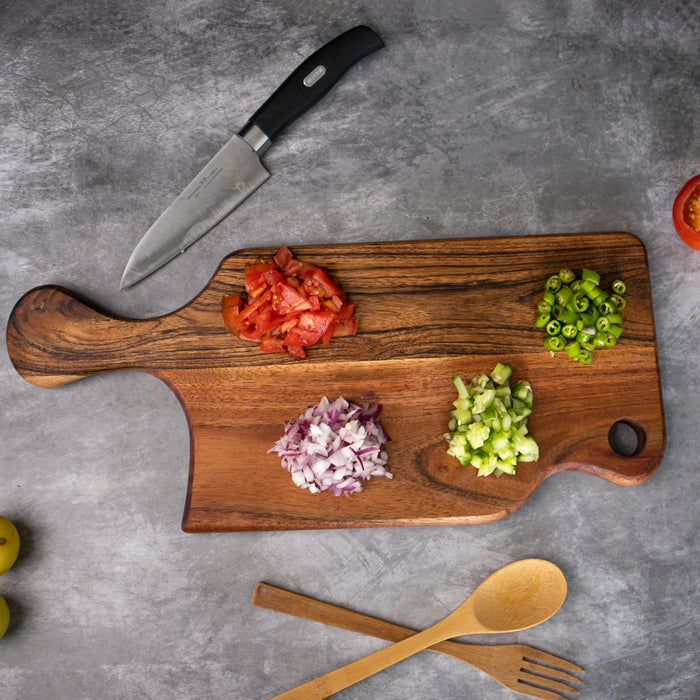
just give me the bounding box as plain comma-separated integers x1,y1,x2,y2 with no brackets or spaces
0,516,20,575
0,596,9,638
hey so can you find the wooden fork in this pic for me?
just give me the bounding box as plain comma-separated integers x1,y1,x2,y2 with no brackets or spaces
252,582,584,700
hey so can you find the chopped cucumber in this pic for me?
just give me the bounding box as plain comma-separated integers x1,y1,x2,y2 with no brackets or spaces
445,363,539,477
490,361,513,385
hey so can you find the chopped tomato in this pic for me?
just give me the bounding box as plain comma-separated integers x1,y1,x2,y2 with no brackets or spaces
274,281,312,314
286,344,307,359
283,326,324,347
222,295,243,334
244,262,275,294
259,336,286,354
302,268,342,298
263,268,284,287
296,310,335,334
221,246,358,358
673,174,700,250
235,289,271,322
271,244,293,268
337,302,356,320
331,317,359,338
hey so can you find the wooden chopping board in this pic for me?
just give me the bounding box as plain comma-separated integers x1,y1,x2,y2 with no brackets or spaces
6,233,665,531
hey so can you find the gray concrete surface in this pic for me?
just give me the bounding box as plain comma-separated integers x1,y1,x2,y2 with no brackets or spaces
1,1,698,698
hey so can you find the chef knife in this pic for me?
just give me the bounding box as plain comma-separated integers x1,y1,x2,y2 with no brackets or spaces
120,25,384,288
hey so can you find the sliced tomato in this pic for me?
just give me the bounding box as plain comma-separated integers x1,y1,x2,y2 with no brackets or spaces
259,335,286,354
222,246,357,358
276,311,297,329
263,268,284,287
271,244,293,268
283,326,325,347
221,295,243,334
274,280,313,314
321,322,336,347
234,289,272,323
282,258,316,278
296,310,335,334
673,174,700,250
286,344,307,359
248,282,268,299
332,317,359,338
337,301,356,320
302,267,342,299
244,262,275,294
237,323,268,341
250,306,283,333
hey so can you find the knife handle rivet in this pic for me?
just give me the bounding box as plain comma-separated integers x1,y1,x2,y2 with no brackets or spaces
303,64,326,87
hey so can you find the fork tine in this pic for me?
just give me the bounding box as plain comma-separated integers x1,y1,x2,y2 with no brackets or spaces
520,648,585,674
518,670,581,696
515,680,574,700
521,659,584,684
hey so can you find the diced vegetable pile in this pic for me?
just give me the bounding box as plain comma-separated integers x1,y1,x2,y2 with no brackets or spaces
269,396,391,495
445,362,539,477
222,245,358,359
534,268,627,364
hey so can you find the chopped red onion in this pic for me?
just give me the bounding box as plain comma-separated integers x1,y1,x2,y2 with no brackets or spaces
269,395,392,495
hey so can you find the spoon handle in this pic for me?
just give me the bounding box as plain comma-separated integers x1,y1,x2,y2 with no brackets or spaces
252,581,487,664
267,608,478,699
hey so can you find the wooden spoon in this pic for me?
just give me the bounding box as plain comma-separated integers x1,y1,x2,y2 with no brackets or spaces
268,558,567,699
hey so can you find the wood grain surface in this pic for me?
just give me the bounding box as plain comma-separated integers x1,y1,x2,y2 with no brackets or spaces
6,233,666,531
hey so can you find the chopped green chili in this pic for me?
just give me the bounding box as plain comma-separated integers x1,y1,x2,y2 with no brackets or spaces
582,268,600,284
576,312,596,329
534,267,627,364
565,341,581,358
544,335,565,351
556,309,578,325
609,294,626,310
572,292,590,312
598,298,617,315
577,349,593,364
596,316,611,332
546,275,562,293
612,280,627,295
535,312,550,328
546,319,562,336
591,289,609,305
559,268,576,284
583,282,602,298
555,286,573,306
602,332,617,347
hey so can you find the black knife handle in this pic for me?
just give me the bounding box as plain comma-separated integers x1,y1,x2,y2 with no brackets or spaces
245,25,384,142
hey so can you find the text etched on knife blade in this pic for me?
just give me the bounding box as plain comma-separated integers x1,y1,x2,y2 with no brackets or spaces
187,167,224,200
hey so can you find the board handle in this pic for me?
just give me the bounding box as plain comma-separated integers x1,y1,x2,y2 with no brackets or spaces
6,286,161,388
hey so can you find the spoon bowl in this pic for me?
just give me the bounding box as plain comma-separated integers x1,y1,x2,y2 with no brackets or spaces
270,558,568,699
470,558,567,632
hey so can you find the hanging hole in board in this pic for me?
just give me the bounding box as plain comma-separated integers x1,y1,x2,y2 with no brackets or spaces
608,419,646,457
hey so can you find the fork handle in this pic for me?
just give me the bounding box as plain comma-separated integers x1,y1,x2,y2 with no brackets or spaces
252,582,504,678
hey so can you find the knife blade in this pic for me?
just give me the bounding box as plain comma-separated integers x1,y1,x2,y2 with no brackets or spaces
120,25,384,288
